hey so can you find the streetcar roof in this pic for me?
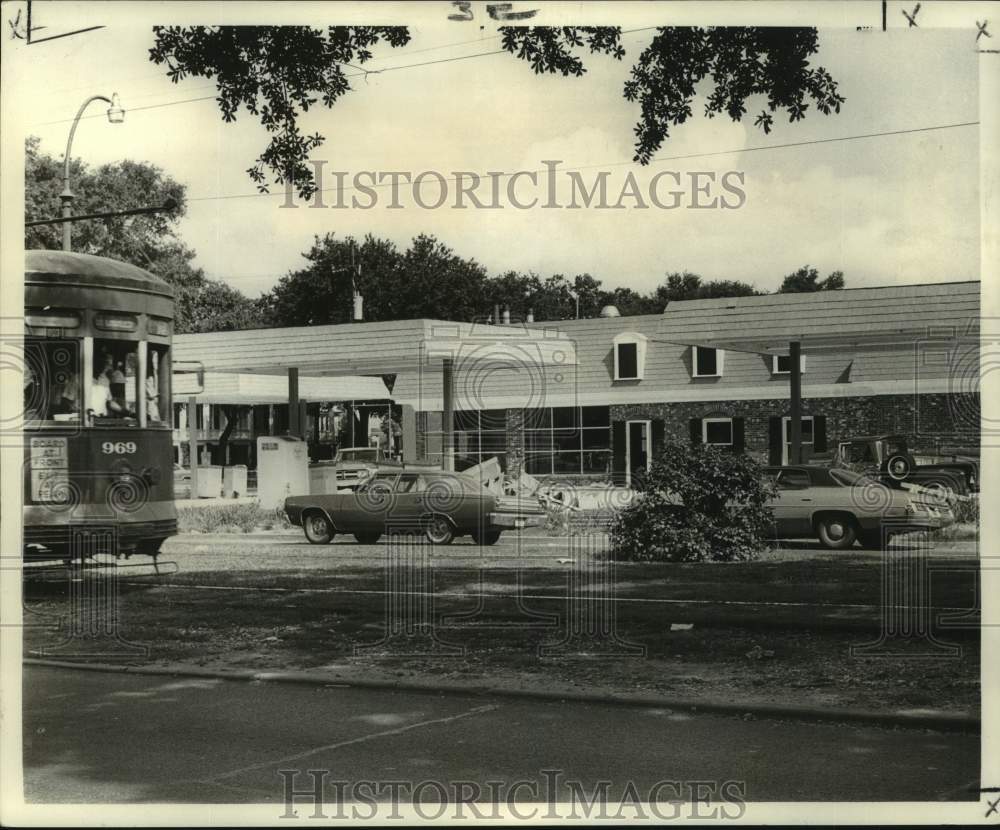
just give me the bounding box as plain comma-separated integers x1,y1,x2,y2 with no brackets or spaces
25,250,174,299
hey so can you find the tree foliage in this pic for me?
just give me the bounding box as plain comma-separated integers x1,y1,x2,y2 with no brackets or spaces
778,265,846,293
609,442,777,563
261,233,491,326
261,232,795,327
149,26,410,198
149,25,842,195
655,271,762,304
24,136,264,334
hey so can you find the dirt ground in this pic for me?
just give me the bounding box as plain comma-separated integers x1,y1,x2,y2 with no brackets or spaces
22,530,980,717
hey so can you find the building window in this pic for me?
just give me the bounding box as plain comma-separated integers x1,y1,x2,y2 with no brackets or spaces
702,417,733,446
453,409,507,470
692,346,723,378
525,405,611,475
613,332,647,381
772,354,806,375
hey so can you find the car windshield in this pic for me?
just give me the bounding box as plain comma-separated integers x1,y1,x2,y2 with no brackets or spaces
342,449,379,462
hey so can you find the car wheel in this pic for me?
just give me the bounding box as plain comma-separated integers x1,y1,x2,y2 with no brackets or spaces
355,532,382,545
816,515,858,550
883,453,915,482
303,511,335,545
470,529,502,546
921,478,959,505
424,516,454,545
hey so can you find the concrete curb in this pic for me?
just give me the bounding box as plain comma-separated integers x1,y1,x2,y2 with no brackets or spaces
24,657,980,734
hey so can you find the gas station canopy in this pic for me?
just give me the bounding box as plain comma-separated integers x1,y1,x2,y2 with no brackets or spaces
173,319,576,377
173,318,576,471
173,372,390,405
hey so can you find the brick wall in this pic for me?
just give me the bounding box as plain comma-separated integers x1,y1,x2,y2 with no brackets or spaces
414,392,978,481
611,392,979,464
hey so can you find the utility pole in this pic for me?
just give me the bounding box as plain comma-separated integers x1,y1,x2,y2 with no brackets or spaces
351,240,363,322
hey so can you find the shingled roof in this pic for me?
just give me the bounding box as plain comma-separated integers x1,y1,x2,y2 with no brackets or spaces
658,281,980,353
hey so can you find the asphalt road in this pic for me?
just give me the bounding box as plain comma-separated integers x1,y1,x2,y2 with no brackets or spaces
24,665,978,806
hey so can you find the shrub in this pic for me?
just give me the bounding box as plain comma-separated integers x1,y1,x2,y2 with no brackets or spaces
609,442,777,562
953,493,979,526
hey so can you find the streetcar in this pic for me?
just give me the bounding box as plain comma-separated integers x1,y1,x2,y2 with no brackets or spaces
22,250,177,564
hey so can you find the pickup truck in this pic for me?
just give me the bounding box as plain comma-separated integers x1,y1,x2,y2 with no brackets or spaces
813,433,978,497
308,446,407,492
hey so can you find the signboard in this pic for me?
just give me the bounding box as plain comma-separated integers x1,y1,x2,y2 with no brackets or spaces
30,437,69,502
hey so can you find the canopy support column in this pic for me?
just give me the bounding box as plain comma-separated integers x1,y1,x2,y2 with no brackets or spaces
442,358,454,471
789,340,803,464
187,396,199,498
288,367,299,437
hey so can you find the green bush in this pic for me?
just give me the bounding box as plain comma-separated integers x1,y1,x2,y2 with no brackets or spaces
953,493,979,525
609,442,777,563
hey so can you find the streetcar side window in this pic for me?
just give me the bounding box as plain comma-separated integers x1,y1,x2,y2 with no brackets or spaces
148,344,171,427
24,337,81,422
93,339,139,422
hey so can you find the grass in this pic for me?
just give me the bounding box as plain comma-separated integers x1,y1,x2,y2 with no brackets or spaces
177,501,291,534
543,505,615,536
22,546,981,715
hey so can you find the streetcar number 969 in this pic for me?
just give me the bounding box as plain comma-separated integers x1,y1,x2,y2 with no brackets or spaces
102,441,137,455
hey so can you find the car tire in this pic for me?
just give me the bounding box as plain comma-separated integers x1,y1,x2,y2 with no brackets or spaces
816,514,858,550
883,453,915,482
424,516,454,545
303,511,335,545
920,478,960,504
470,529,502,546
355,532,382,545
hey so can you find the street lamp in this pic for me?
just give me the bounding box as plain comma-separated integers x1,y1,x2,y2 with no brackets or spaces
60,93,124,251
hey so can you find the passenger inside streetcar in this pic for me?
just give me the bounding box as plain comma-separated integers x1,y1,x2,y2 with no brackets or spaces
89,363,124,419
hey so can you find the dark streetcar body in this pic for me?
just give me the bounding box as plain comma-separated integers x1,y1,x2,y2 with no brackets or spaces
22,251,177,563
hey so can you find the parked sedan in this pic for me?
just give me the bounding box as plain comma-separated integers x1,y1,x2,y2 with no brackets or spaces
764,465,954,549
285,468,543,546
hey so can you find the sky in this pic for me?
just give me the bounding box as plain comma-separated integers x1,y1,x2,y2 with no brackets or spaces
9,2,983,301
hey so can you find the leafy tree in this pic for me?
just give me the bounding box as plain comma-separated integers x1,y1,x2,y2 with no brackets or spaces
25,136,264,333
655,271,761,304
600,286,662,316
26,136,185,261
778,266,846,293
485,270,544,321
262,233,400,326
262,233,489,326
609,442,777,563
398,234,489,321
149,26,411,199
178,279,269,334
150,26,842,196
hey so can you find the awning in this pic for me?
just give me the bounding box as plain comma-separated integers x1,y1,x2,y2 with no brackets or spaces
173,319,577,376
173,372,390,405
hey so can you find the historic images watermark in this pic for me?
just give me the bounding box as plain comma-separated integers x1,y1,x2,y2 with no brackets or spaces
280,160,747,211
278,769,747,821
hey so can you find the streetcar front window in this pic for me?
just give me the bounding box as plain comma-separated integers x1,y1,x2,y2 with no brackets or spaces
92,339,138,422
24,337,81,423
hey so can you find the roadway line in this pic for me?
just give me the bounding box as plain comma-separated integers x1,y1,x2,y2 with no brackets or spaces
121,581,972,613
204,704,499,782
